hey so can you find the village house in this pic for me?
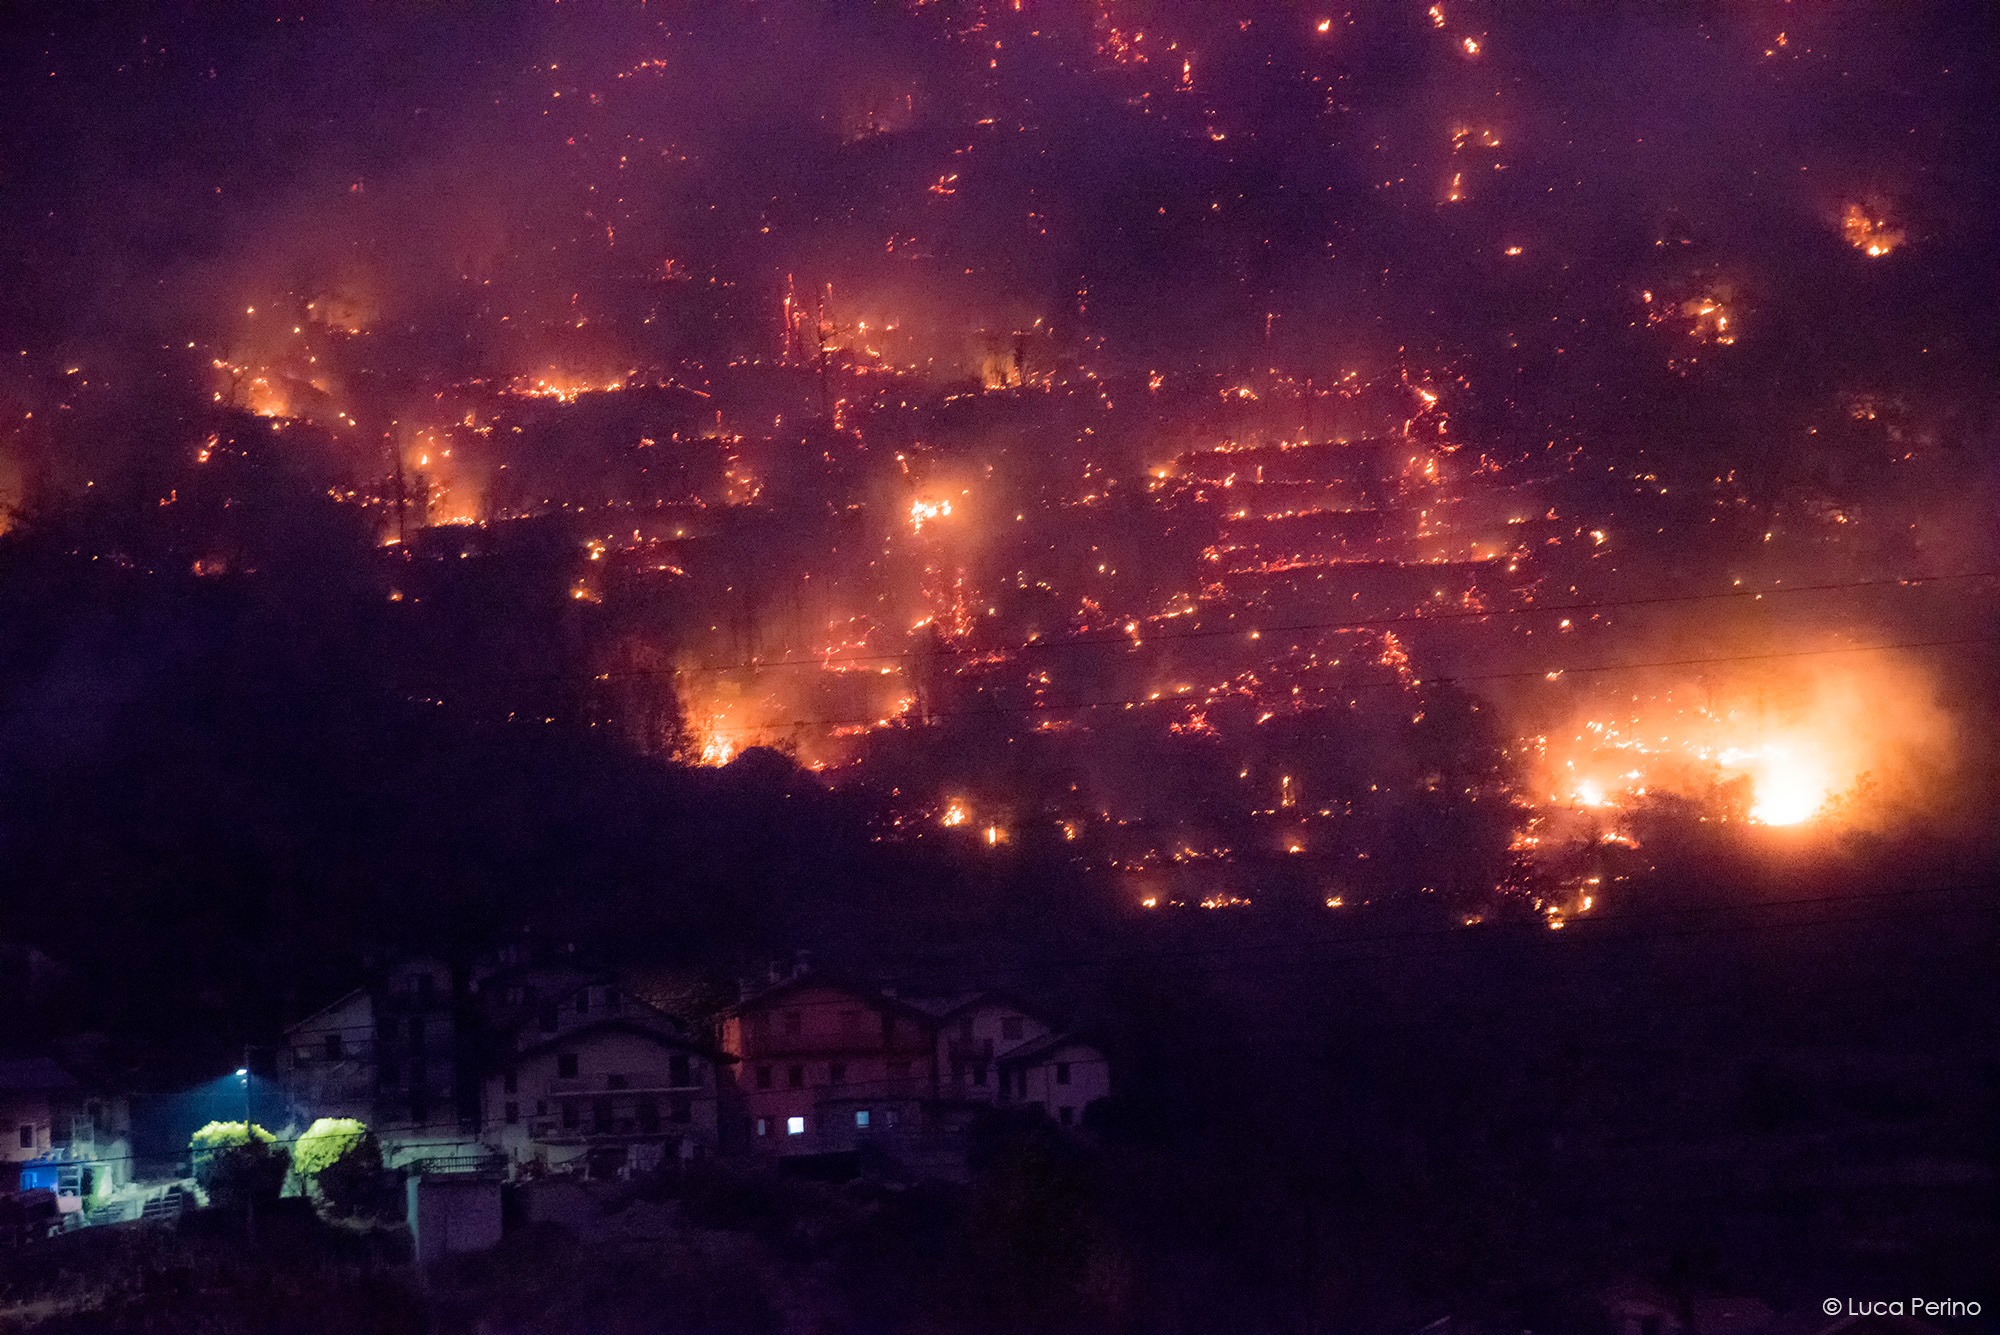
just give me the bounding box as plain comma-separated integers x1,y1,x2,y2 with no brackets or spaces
277,954,484,1169
281,952,1111,1181
915,992,1057,1104
996,1031,1111,1128
481,982,727,1179
0,1056,133,1212
716,972,939,1156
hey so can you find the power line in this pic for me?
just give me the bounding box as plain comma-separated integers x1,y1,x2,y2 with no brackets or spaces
655,567,1999,678
0,568,1986,731
687,630,2000,737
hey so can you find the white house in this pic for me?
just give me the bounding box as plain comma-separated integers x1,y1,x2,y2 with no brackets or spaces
920,992,1056,1104
996,1033,1111,1128
482,983,726,1178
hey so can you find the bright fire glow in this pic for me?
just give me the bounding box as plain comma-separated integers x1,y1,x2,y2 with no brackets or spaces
909,498,953,531
1841,203,1904,258
1533,655,1950,833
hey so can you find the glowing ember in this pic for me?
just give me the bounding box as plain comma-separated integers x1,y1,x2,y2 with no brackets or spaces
909,498,953,531
1841,203,1904,257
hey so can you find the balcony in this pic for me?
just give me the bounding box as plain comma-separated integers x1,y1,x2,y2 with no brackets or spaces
544,1073,701,1096
527,1118,690,1144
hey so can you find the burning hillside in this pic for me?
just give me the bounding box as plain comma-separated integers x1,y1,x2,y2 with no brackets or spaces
1,0,1994,927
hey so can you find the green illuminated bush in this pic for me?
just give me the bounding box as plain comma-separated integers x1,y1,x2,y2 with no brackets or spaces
290,1117,384,1216
189,1120,285,1208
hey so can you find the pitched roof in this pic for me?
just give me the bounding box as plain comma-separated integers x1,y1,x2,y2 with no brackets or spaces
285,986,369,1035
726,971,940,1028
505,1017,733,1065
906,989,1056,1024
0,1057,79,1093
995,1031,1102,1067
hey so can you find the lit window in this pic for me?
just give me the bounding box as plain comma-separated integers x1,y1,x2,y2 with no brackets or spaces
786,1116,806,1136
755,1117,768,1137
854,1109,871,1128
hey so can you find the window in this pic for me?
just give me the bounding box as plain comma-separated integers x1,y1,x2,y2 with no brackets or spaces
557,1053,579,1079
539,1005,558,1033
783,1010,802,1036
787,1064,804,1090
409,1023,425,1055
1001,1016,1024,1041
376,1018,398,1045
972,1063,987,1088
828,1062,847,1086
503,1071,517,1095
854,1109,871,1129
18,1125,32,1149
752,1011,770,1036
887,1060,911,1079
575,988,590,1015
959,1016,974,1041
785,1116,806,1136
379,1059,400,1086
954,1060,967,1084
1055,1062,1071,1085
504,1102,519,1125
670,1096,691,1125
668,1054,691,1087
561,1101,579,1129
592,1098,612,1133
841,1009,862,1034
755,1064,773,1090
415,972,434,1000
1058,1106,1074,1126
324,1034,345,1060
409,1092,428,1124
607,1074,629,1090
637,1098,659,1133
755,1117,769,1137
536,1100,548,1117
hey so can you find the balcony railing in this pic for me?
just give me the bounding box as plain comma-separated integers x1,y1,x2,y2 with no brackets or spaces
544,1073,702,1096
527,1119,690,1143
733,1032,929,1059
